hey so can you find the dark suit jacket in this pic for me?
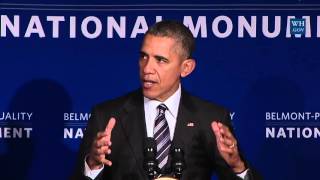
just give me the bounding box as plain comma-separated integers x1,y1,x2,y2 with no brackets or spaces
72,89,261,180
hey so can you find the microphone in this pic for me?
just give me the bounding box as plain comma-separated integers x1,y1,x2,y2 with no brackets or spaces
171,146,186,179
143,137,159,179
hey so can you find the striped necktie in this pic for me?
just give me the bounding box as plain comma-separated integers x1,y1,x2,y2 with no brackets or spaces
153,104,171,169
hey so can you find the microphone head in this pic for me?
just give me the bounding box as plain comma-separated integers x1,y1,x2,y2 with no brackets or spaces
172,147,184,159
171,141,185,161
143,137,158,178
171,145,186,178
144,137,157,155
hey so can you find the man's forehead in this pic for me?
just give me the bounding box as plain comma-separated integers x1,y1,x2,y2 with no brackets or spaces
143,34,177,43
142,34,183,55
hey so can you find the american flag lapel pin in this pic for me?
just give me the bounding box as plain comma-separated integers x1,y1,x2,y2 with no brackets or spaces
187,122,194,127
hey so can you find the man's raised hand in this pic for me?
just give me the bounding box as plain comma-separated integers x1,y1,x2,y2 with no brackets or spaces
211,121,245,173
87,117,116,170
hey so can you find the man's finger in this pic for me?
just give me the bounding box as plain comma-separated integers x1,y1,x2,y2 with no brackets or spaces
95,137,110,148
211,121,223,140
96,131,108,139
211,121,220,134
217,138,235,153
101,159,113,166
220,145,234,154
105,117,116,136
96,146,109,155
212,121,235,147
216,122,234,139
224,137,234,146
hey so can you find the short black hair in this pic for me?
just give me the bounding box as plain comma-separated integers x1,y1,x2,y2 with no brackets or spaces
145,20,195,59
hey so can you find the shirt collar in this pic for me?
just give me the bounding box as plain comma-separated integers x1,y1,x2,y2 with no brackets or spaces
143,84,181,118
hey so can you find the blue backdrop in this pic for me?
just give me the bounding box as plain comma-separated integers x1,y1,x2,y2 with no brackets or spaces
1,1,320,179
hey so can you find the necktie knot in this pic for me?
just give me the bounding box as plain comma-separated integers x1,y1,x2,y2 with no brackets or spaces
157,104,168,115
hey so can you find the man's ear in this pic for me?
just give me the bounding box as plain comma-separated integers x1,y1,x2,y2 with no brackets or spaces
180,58,196,78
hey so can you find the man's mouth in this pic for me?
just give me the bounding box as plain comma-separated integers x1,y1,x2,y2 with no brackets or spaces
143,80,157,88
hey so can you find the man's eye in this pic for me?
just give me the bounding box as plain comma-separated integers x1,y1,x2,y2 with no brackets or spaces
140,53,148,60
156,56,168,63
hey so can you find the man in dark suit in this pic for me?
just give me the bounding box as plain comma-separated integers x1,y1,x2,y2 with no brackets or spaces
73,20,261,180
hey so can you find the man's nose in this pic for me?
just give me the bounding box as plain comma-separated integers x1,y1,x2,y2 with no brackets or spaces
142,59,155,74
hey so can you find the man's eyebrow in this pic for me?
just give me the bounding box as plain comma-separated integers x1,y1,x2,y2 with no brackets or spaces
139,51,147,55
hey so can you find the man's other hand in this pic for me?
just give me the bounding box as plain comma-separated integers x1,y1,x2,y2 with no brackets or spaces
211,121,246,173
87,117,116,170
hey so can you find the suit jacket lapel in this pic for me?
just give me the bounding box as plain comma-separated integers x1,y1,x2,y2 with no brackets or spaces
172,90,196,147
118,90,147,176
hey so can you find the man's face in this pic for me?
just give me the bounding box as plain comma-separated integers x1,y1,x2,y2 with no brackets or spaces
139,34,185,102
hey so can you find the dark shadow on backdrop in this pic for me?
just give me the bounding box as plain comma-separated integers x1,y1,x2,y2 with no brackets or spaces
0,79,74,180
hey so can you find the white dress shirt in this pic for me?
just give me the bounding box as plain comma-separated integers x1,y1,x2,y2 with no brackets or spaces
144,84,181,140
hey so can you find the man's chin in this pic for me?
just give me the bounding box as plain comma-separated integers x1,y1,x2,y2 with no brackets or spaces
142,89,158,100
